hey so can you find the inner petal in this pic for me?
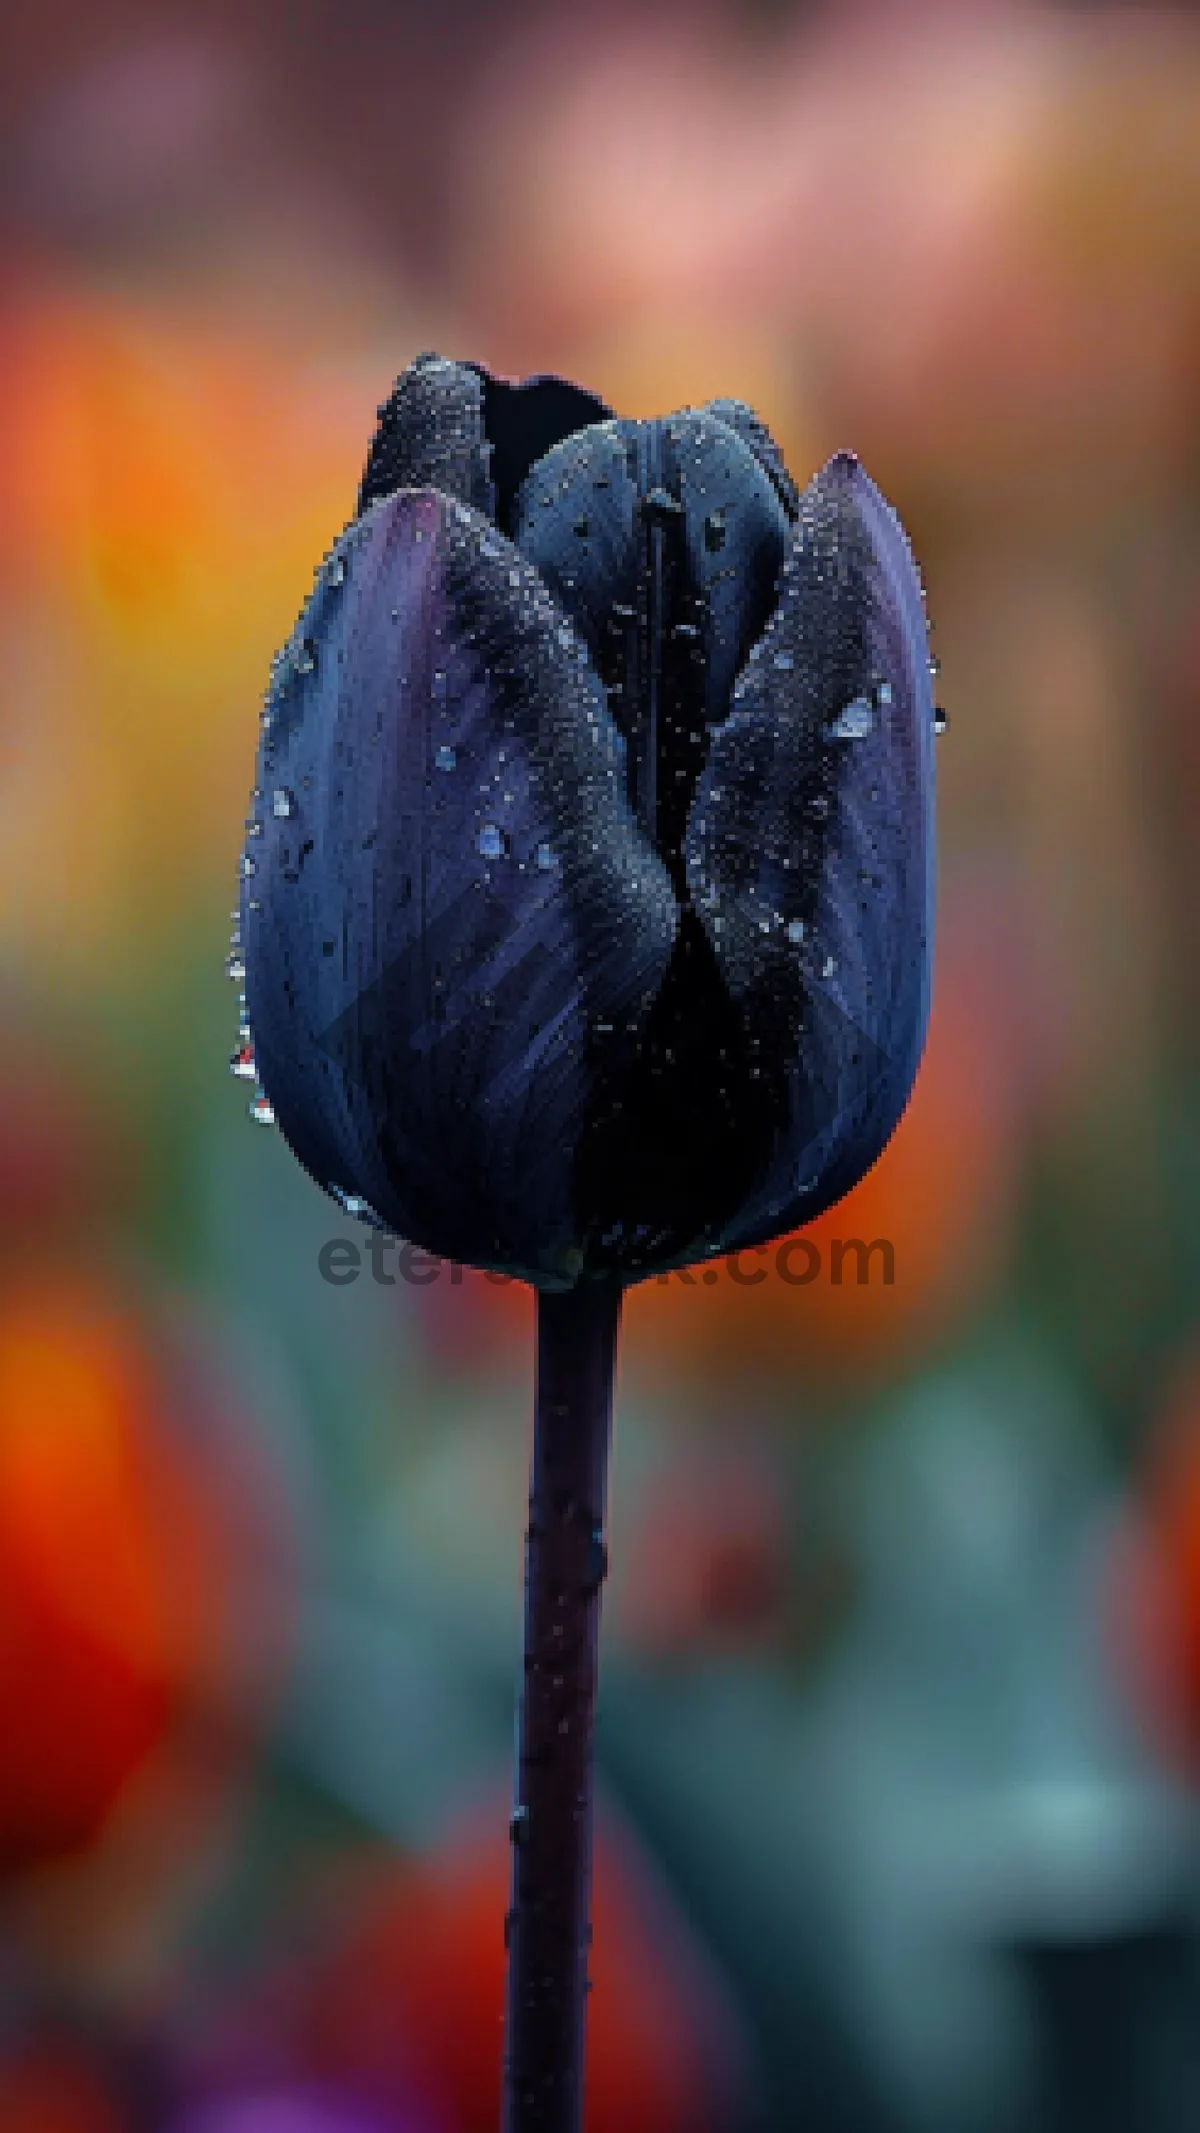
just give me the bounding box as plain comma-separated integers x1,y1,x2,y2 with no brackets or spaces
510,412,789,894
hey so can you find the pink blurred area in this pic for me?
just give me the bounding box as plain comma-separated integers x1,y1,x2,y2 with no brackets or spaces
1,3,1199,2128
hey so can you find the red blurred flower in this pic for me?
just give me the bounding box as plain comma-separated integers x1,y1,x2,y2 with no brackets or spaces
1107,1346,1200,1783
0,2042,130,2133
214,1791,747,2133
0,1272,293,1875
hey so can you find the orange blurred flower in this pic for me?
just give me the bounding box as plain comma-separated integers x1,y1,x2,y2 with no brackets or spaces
0,1271,291,1878
0,280,368,980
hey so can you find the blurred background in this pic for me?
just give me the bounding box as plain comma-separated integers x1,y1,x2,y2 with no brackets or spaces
2,0,1200,2126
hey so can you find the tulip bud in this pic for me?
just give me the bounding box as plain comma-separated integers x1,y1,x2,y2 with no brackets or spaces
237,354,935,1289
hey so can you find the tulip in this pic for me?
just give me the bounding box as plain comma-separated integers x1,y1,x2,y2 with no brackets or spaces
236,352,937,2132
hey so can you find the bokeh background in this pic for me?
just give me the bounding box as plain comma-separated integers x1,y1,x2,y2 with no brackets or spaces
2,0,1200,2127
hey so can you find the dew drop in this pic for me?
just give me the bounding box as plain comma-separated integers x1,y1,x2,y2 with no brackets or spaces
327,555,346,587
330,1184,379,1220
229,1043,257,1081
828,696,874,740
435,744,457,772
787,918,806,944
934,706,950,734
295,639,316,676
704,510,727,552
535,842,556,872
249,1090,275,1127
225,952,246,983
240,854,256,879
876,679,894,707
773,649,795,672
272,786,297,819
822,955,837,977
478,822,507,860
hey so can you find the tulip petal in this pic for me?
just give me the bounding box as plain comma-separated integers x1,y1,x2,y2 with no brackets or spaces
511,413,789,744
244,488,678,1284
699,398,801,521
358,353,496,519
683,452,936,1253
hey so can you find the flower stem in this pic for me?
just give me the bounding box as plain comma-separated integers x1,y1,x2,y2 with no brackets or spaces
502,1277,623,2133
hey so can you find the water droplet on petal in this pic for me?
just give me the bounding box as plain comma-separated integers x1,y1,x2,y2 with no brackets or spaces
240,854,256,879
829,696,874,740
295,639,316,675
535,842,556,872
328,555,346,587
225,952,246,982
272,787,297,819
704,510,727,552
822,955,837,977
478,822,507,860
787,918,806,944
330,1184,380,1220
773,649,795,671
876,679,894,707
928,653,940,677
934,706,950,734
229,1043,257,1081
249,1090,275,1127
435,744,457,772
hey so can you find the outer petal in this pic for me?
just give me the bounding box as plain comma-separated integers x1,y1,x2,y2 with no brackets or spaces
243,489,678,1285
358,353,496,518
683,452,936,1254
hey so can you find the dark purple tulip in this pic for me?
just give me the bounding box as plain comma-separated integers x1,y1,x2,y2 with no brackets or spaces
231,351,939,2133
236,352,935,1289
